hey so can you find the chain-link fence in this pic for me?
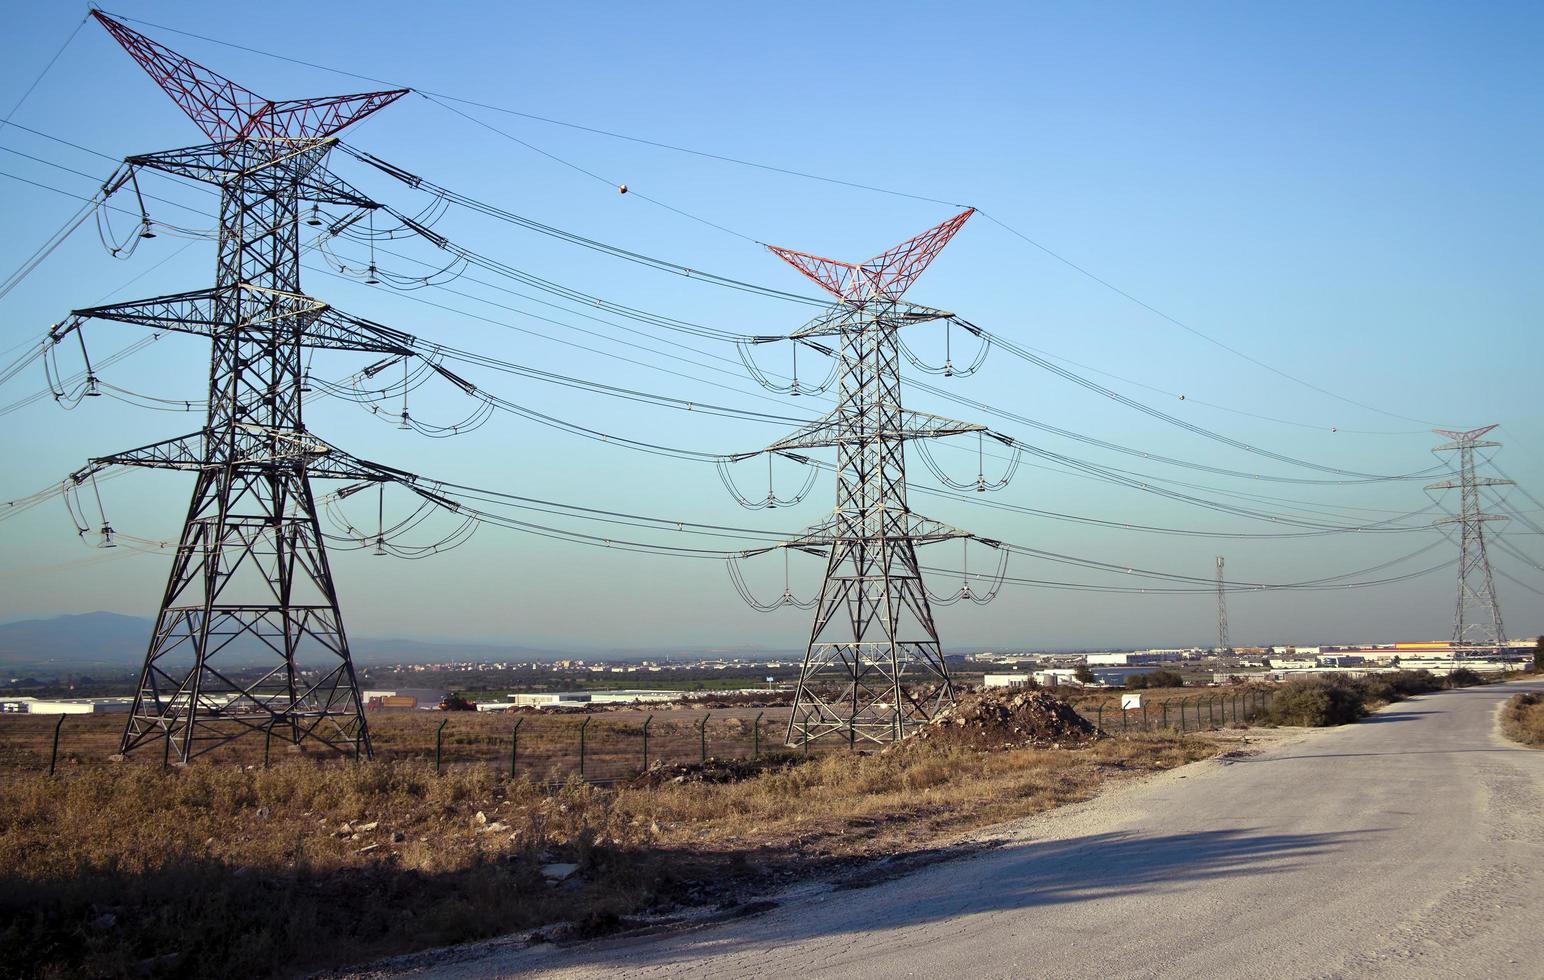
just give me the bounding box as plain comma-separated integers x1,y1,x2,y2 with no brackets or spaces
1,687,1275,780
1073,688,1274,734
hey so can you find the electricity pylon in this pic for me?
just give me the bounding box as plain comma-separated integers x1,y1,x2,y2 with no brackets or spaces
749,209,992,745
57,13,411,762
1426,425,1509,649
1215,555,1230,655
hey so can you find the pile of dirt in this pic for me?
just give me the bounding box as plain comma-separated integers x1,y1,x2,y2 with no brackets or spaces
907,689,1101,750
625,756,797,788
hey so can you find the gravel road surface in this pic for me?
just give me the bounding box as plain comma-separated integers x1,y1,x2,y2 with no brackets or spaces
378,679,1544,980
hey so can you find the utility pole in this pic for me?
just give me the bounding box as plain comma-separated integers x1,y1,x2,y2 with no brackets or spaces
1426,426,1509,650
1215,555,1230,655
59,14,411,762
743,209,1000,746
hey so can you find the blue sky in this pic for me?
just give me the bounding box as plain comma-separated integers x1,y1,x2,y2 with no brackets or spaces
0,1,1540,652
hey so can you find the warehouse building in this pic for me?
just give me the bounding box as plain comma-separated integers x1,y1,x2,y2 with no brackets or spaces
1085,651,1183,667
21,697,134,714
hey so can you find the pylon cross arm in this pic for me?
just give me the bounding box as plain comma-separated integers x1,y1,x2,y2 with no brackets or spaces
128,143,378,205
788,301,951,339
764,409,983,454
72,288,418,354
85,429,377,477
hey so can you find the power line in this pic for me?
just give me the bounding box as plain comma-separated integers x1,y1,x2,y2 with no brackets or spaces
96,9,1448,432
0,13,88,136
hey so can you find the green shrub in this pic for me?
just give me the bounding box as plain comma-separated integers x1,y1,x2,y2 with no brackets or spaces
1358,669,1443,706
1386,669,1441,696
1265,677,1368,726
1446,667,1484,688
1126,669,1183,690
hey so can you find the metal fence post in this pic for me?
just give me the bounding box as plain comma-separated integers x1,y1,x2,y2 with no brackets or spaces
1142,703,1149,731
510,718,523,778
48,715,65,776
579,717,591,778
752,711,764,759
1095,703,1104,731
1161,701,1169,730
434,718,448,773
698,713,710,765
1122,703,1128,733
641,714,652,771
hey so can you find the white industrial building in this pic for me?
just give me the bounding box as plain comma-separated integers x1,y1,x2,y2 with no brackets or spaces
495,689,689,709
1318,654,1366,667
1085,652,1183,667
1034,666,1171,688
14,696,134,714
983,673,1035,688
1271,658,1319,670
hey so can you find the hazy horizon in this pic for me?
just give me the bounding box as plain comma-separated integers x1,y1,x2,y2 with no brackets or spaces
2,1,1541,653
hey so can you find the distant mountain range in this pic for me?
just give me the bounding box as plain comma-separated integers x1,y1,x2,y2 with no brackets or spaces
0,612,797,675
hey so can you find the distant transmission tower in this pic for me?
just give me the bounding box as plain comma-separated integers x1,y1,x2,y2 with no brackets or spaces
747,210,995,745
1215,555,1230,655
57,14,410,761
1426,426,1509,649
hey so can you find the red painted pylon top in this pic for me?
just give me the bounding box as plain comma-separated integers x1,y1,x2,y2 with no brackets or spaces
92,11,407,143
1433,425,1499,443
767,208,974,302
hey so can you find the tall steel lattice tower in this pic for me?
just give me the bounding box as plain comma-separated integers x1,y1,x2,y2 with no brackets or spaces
1426,425,1510,649
61,14,410,761
1215,555,1230,654
751,209,990,745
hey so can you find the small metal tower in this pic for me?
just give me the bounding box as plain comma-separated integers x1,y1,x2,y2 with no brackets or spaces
749,210,992,745
1426,425,1509,649
60,14,411,761
1215,555,1230,655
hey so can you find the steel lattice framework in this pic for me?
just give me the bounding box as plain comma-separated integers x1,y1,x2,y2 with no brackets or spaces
62,13,409,762
1426,425,1510,649
747,210,991,744
1215,555,1230,654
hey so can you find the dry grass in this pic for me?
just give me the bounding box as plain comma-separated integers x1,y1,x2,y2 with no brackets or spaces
0,733,1214,978
0,710,832,781
1500,692,1544,747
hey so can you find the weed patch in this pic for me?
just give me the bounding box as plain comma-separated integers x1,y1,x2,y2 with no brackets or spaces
1500,692,1544,747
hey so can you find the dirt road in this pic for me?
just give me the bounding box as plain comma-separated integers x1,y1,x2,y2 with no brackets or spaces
376,679,1544,979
